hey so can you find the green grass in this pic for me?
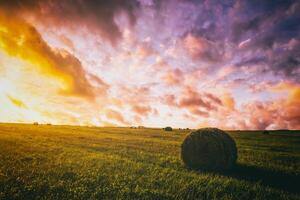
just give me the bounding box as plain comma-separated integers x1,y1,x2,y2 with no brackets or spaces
0,123,299,200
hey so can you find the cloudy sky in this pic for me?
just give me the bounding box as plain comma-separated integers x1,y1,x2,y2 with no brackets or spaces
0,0,299,129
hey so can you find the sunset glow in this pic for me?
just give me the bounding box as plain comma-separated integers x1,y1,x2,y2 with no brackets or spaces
0,0,299,129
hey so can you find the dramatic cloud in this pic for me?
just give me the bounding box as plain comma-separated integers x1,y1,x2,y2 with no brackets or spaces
0,13,106,98
0,0,299,129
0,0,140,45
230,0,300,80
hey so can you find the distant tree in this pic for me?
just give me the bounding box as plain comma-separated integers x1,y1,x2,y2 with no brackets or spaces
33,122,38,125
164,126,172,131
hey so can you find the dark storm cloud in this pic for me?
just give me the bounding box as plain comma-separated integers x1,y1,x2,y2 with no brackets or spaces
1,0,299,78
231,15,263,43
273,56,299,77
230,0,299,45
247,15,300,50
242,0,295,13
164,0,300,77
271,43,300,78
227,0,300,80
0,0,140,45
191,0,235,42
235,56,268,67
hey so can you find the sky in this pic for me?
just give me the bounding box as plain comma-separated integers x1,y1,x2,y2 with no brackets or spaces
0,0,299,130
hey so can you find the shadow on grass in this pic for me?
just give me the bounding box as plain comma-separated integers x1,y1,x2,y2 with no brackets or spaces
221,164,300,194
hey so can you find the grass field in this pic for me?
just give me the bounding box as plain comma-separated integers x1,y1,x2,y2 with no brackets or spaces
0,123,299,200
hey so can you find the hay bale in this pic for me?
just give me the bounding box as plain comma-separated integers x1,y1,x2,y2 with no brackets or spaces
181,128,237,171
262,130,269,135
164,126,172,131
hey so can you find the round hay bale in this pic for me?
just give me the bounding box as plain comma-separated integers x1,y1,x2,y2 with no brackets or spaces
181,128,237,171
262,130,269,135
164,126,172,131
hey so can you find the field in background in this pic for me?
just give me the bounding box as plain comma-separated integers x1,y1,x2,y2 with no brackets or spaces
0,123,299,200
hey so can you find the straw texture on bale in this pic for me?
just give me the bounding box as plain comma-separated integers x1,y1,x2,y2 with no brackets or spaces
164,127,172,131
181,128,237,171
262,130,269,135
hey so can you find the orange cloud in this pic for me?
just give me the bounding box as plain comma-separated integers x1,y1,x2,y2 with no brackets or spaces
136,43,154,59
164,87,223,117
249,81,274,93
184,34,208,57
216,66,236,79
0,13,106,99
58,35,74,50
105,109,129,125
271,81,299,97
222,82,300,130
183,34,223,62
221,92,235,110
132,105,152,116
113,85,153,109
272,81,300,128
178,87,220,111
162,69,183,85
164,94,177,106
